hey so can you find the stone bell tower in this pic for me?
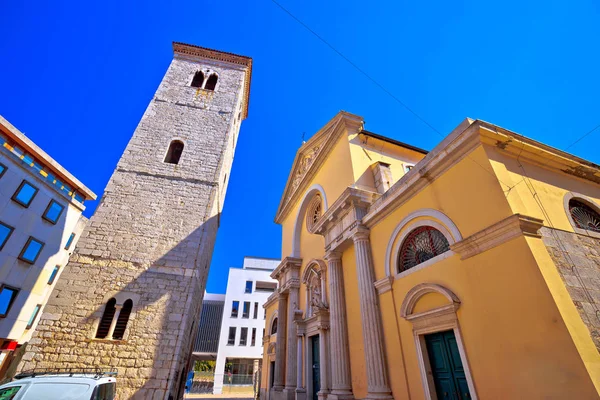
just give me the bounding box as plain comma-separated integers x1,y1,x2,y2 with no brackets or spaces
19,43,252,400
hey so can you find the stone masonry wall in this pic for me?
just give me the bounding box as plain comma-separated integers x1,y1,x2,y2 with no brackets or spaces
541,227,600,352
19,48,249,400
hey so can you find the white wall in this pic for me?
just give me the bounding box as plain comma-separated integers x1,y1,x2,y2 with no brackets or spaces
213,257,279,394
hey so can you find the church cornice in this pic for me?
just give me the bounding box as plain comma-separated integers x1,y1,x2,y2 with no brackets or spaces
274,111,364,225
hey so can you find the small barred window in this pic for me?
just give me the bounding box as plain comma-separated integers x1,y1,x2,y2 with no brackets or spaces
271,317,278,335
306,194,322,232
569,199,600,233
398,226,450,273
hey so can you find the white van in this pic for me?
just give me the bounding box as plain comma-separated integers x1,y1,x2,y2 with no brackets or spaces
0,370,116,400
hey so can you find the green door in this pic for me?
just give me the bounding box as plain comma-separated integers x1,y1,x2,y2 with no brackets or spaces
311,335,320,400
425,330,471,400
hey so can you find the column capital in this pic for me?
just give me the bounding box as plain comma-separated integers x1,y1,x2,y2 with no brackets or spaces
350,224,370,242
324,251,343,262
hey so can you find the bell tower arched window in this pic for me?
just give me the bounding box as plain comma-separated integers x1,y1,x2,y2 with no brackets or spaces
164,140,184,164
112,299,133,340
569,199,600,233
95,298,116,339
398,226,450,273
205,74,218,91
191,71,204,88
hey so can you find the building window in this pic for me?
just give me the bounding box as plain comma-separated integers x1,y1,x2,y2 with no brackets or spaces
26,304,41,329
398,226,450,273
227,327,236,345
239,327,248,346
569,199,600,233
404,164,414,173
271,317,278,335
255,281,277,293
0,286,19,318
12,180,39,208
231,301,239,318
306,194,322,232
251,328,256,346
112,299,133,340
245,280,253,293
48,266,60,285
253,302,258,319
242,301,250,318
42,200,65,224
191,71,205,88
65,233,76,250
164,140,184,164
0,222,14,251
205,74,218,91
19,237,45,264
96,298,117,339
0,163,6,179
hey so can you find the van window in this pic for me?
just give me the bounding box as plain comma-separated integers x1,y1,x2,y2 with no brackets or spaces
0,385,21,399
93,382,116,400
24,382,90,399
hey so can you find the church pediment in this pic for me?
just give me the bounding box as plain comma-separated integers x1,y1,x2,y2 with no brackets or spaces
275,111,364,224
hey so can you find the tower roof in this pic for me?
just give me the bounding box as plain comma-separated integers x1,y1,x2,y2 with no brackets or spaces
172,42,253,119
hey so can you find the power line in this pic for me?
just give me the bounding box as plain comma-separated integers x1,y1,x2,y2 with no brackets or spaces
566,122,600,150
269,0,512,189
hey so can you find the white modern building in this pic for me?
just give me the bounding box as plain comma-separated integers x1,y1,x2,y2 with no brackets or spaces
0,116,96,379
213,256,279,394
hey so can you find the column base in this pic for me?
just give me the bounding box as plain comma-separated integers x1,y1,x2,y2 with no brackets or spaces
283,387,297,400
327,392,354,400
295,388,307,400
364,393,393,400
318,390,330,400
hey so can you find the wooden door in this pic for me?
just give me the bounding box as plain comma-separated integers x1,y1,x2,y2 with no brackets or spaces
425,330,471,400
311,335,321,400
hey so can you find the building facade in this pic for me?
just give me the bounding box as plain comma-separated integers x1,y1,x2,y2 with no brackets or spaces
192,293,226,361
0,116,96,379
261,112,600,400
19,43,252,400
213,256,279,394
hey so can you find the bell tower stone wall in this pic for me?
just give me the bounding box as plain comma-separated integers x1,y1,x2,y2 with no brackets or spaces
18,43,252,400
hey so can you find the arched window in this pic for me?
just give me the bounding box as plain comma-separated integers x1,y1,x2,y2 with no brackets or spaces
191,71,205,88
398,226,450,273
112,299,133,340
569,199,600,233
271,317,278,335
164,140,184,164
95,298,116,339
306,194,322,232
205,74,218,91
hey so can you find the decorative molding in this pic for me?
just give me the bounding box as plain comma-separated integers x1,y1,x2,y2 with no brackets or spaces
385,209,462,277
563,192,600,239
172,42,253,120
400,283,461,318
263,292,279,309
292,185,328,257
271,257,302,281
275,112,364,224
450,214,544,260
374,276,393,295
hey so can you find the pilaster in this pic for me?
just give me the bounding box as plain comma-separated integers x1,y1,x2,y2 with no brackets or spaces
274,292,288,391
352,226,393,399
324,251,354,400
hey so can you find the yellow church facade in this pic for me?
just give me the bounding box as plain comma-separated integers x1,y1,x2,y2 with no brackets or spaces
260,111,600,400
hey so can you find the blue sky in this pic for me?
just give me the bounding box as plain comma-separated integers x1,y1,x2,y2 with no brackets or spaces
1,0,599,294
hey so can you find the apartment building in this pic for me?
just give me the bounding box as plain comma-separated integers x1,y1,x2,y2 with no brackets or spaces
0,116,96,378
213,256,278,394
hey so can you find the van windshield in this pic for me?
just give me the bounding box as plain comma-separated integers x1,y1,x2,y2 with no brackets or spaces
0,386,21,400
25,383,90,399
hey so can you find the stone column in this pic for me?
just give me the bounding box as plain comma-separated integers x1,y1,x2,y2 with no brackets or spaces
325,251,354,400
284,285,300,399
352,227,393,399
318,328,330,400
108,305,123,339
274,293,288,391
296,333,307,400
